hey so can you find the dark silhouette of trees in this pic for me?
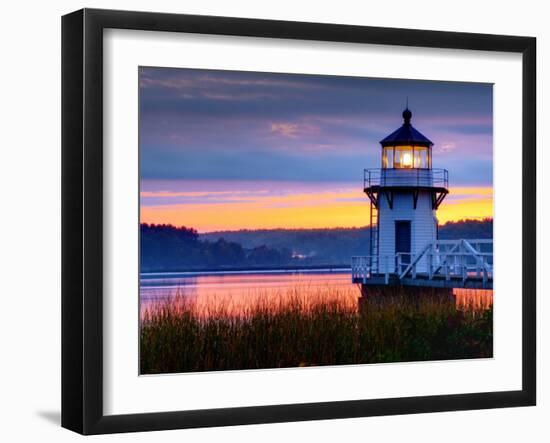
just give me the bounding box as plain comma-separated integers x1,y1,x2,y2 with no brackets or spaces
141,219,493,272
439,218,492,239
141,224,287,271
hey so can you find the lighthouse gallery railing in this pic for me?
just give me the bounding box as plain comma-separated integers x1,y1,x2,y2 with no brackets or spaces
364,168,448,189
351,239,493,286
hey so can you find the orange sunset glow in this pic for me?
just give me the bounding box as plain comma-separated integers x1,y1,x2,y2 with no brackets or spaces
140,185,493,232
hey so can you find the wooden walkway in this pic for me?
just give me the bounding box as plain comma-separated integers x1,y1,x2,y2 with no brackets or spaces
351,239,493,290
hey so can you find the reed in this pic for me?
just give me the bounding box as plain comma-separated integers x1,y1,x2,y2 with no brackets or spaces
140,287,492,374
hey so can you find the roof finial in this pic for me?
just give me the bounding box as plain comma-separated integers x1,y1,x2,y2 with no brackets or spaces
402,98,412,125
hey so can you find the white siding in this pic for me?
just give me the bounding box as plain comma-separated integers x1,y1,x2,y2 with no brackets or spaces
377,191,437,273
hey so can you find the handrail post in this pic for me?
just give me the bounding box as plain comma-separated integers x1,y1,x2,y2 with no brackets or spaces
454,254,458,276
428,249,433,279
464,251,467,279
397,253,402,275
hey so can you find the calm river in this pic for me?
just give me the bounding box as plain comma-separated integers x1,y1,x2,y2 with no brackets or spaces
140,269,493,318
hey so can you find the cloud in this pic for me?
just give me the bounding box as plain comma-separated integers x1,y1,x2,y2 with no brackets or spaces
270,123,300,137
203,92,277,101
139,67,493,187
269,122,320,138
438,142,457,153
198,73,317,89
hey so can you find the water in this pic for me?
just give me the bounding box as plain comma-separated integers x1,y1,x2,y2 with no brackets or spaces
140,269,493,318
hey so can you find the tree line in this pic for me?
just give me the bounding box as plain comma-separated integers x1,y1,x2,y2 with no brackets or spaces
141,219,493,272
140,224,293,272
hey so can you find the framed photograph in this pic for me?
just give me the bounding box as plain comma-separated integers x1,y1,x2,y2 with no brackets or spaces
61,8,536,435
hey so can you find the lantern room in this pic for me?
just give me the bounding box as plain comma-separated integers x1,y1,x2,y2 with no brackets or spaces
380,108,433,169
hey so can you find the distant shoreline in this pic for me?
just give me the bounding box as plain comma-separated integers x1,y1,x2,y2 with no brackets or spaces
141,266,351,278
141,219,492,274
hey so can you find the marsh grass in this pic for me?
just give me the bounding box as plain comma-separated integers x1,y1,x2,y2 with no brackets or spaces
140,286,493,374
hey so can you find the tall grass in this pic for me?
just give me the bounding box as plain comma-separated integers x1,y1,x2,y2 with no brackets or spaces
140,287,492,374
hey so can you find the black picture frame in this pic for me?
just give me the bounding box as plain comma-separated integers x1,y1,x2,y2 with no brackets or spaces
61,8,536,435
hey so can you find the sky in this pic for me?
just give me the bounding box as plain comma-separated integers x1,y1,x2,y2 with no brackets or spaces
139,67,493,232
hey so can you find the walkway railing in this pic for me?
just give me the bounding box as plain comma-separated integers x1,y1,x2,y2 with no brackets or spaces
352,239,493,286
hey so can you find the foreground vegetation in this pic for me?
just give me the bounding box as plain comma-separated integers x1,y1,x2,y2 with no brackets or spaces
140,288,492,374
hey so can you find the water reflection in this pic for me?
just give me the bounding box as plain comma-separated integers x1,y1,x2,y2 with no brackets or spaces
140,271,493,319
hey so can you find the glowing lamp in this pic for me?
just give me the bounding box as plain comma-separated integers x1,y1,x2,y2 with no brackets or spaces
402,151,413,168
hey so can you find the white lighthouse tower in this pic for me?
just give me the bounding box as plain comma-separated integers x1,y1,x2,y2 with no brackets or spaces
364,107,449,276
352,107,493,291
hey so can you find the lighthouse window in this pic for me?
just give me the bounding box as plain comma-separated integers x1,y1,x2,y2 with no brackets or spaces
414,148,422,168
415,147,429,168
384,145,430,168
382,146,394,168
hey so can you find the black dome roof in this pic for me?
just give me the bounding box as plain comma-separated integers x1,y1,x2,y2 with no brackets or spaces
380,108,433,147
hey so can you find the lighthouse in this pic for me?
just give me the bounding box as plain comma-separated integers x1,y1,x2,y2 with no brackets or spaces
352,107,493,290
367,107,448,275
